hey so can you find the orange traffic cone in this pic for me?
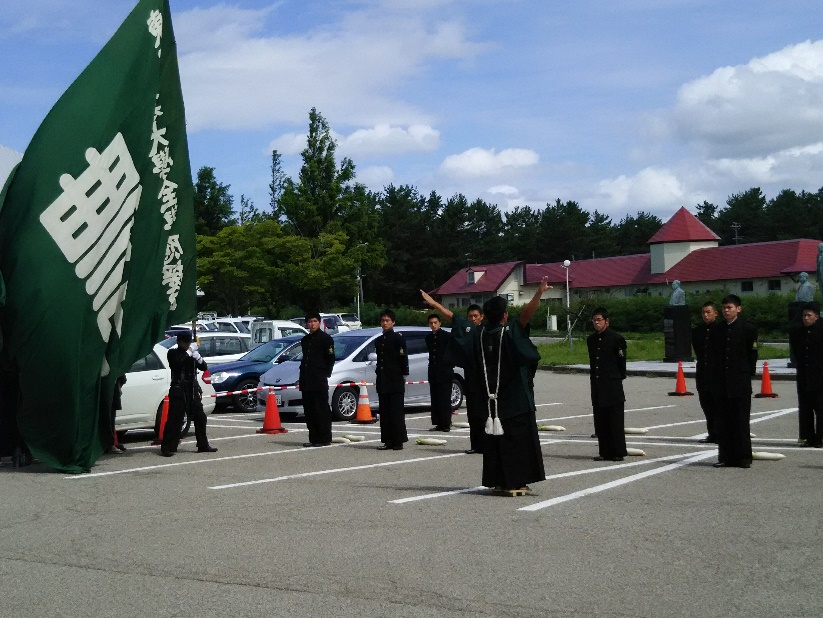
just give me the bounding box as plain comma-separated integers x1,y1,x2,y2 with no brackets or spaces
257,388,288,434
754,361,778,398
668,361,694,396
350,380,377,424
151,395,170,445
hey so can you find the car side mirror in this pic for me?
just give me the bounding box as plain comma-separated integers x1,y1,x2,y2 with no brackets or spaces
367,352,377,363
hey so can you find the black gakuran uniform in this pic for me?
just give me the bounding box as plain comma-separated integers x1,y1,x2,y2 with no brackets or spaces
789,317,823,447
376,328,409,449
299,329,336,445
426,326,454,430
709,318,758,467
161,346,211,454
587,328,628,460
692,320,719,442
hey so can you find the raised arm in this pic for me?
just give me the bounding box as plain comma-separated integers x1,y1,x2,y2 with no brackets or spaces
420,289,454,321
519,276,551,327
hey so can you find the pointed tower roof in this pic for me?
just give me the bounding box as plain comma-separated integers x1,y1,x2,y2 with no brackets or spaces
647,206,720,244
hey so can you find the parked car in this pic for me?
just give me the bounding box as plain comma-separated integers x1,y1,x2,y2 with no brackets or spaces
210,334,303,411
249,319,308,348
256,327,464,421
159,332,251,365
320,313,350,333
337,313,362,329
199,318,251,334
116,343,216,436
288,317,306,328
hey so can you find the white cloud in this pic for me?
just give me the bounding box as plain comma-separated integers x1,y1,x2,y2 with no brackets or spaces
596,167,686,212
357,165,395,187
267,132,307,156
176,3,489,132
440,147,539,177
487,184,519,195
674,40,823,158
339,124,440,157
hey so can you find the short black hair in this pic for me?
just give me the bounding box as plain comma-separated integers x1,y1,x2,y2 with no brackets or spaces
591,306,609,320
380,308,396,322
803,301,821,316
701,301,718,311
483,296,507,324
467,304,483,315
428,313,440,322
305,311,321,322
721,294,742,307
176,330,193,344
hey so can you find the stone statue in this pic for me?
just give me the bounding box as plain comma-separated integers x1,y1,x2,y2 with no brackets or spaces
796,271,815,302
669,280,686,306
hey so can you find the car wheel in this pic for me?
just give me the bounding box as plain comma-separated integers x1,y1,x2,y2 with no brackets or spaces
450,378,464,410
232,379,260,412
331,386,358,421
154,401,192,438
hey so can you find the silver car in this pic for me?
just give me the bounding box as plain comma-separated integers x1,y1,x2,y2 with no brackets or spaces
256,327,464,421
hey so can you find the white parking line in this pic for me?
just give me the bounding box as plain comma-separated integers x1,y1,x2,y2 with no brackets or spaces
518,450,717,511
687,407,797,438
539,404,678,423
390,452,707,505
209,452,466,490
535,403,563,407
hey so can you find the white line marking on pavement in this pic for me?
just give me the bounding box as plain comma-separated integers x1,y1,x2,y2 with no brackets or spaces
209,452,466,490
390,452,705,504
535,403,563,407
65,439,380,479
540,405,678,423
687,407,797,438
519,450,717,511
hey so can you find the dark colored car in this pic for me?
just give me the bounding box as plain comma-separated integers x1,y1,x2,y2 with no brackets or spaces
209,334,303,411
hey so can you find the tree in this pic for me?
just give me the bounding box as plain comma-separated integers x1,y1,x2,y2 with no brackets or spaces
714,187,767,245
268,149,287,215
276,108,355,238
585,210,618,259
539,199,590,262
193,166,235,236
615,211,663,255
236,194,260,225
501,206,542,262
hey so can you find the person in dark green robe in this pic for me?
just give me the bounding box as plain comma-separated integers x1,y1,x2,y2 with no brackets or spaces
422,277,550,492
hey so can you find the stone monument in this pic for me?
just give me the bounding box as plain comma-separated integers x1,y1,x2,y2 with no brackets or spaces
663,281,692,362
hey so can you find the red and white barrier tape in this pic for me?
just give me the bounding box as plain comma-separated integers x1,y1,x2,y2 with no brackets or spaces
207,380,432,399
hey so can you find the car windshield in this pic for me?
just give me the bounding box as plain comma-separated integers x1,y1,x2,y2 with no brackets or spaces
340,314,358,321
234,321,250,333
240,339,299,363
333,335,371,360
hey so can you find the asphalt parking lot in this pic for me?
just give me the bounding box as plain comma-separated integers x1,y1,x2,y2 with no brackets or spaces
1,371,819,618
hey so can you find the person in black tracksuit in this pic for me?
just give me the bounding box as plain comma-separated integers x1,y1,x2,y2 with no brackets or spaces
160,331,217,457
426,313,454,432
299,312,336,447
587,307,628,462
788,302,823,448
692,301,720,443
376,309,409,451
709,294,758,469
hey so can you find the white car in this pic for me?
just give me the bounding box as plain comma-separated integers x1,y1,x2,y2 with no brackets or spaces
320,313,350,334
116,342,216,436
337,313,362,329
249,319,308,348
199,318,250,334
160,332,252,365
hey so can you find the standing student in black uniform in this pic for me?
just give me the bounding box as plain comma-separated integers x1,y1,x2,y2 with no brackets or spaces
376,309,409,451
587,307,628,462
710,294,758,468
426,313,454,432
788,302,823,448
300,312,336,447
692,301,719,443
160,331,217,457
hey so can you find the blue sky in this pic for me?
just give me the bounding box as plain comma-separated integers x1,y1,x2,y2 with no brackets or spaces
2,0,823,223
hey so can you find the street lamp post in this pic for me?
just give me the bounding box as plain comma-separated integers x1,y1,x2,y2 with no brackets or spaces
355,243,368,319
562,259,572,349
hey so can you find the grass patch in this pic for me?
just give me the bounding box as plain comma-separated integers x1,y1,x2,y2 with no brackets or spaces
537,338,788,366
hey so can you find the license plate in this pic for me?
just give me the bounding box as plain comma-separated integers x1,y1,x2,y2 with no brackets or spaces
276,395,282,406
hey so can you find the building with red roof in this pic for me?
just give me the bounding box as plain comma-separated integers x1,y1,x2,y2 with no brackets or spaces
431,207,821,311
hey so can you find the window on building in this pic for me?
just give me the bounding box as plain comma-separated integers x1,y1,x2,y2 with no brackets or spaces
741,281,754,293
768,279,781,291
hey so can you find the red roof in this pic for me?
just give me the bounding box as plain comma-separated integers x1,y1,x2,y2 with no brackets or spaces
647,207,720,244
647,239,820,284
520,239,820,289
431,261,522,295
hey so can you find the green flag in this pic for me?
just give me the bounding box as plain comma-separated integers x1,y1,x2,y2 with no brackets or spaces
0,0,196,473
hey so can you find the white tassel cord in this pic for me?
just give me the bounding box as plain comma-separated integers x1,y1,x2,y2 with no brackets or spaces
480,326,506,436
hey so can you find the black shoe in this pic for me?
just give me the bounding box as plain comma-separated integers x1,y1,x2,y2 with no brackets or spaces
197,446,218,453
115,444,127,452
739,463,751,468
377,444,392,450
590,434,597,439
302,442,316,448
593,456,606,461
611,457,624,462
697,437,715,443
713,462,728,468
317,442,332,447
391,444,403,450
160,450,174,457
464,449,479,454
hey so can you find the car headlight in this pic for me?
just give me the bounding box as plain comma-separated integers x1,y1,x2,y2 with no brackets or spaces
211,371,239,385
